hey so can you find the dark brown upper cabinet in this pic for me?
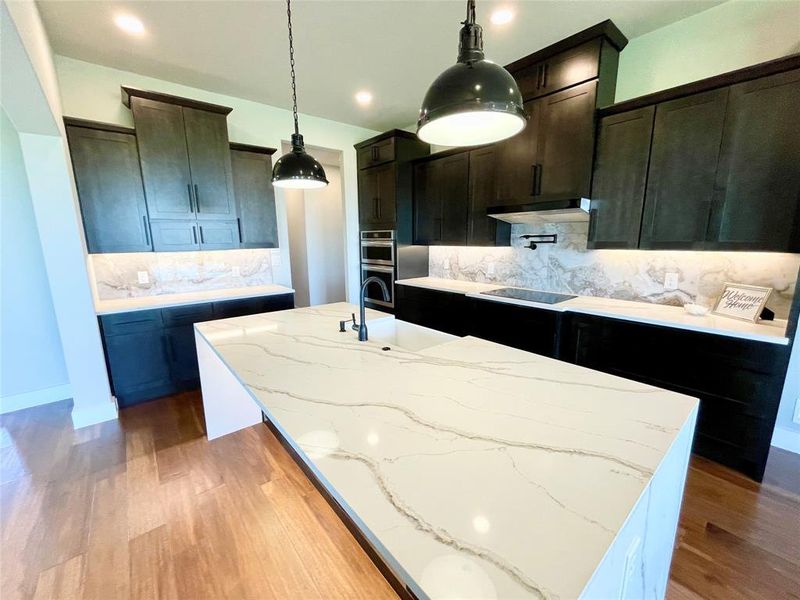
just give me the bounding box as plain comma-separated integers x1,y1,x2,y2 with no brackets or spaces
230,143,279,248
413,152,469,245
491,22,625,210
706,68,800,252
65,121,152,254
125,87,236,222
358,163,396,229
639,88,729,249
493,99,541,207
468,146,510,246
591,55,800,252
588,106,655,249
354,130,430,237
534,80,598,200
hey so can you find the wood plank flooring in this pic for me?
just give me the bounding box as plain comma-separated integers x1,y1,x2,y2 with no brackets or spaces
1,392,798,599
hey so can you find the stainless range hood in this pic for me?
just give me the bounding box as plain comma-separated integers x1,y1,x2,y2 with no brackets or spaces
488,198,591,225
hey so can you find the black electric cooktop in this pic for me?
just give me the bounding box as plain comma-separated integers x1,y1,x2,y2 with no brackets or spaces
480,288,577,304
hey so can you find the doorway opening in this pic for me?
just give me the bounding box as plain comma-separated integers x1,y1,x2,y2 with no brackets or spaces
283,144,347,307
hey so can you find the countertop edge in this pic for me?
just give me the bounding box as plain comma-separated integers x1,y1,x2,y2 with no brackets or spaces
95,285,296,315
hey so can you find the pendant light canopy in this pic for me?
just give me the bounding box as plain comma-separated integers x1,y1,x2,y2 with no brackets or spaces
272,0,328,190
417,0,526,147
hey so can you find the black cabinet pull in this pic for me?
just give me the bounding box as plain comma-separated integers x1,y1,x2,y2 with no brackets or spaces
192,225,198,245
542,63,549,88
194,184,200,212
236,217,243,242
187,183,194,212
142,215,151,246
377,197,382,220
530,165,537,196
371,146,379,161
537,65,544,89
530,164,543,196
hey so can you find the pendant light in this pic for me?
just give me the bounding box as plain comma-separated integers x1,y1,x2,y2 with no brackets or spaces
417,0,526,147
272,0,328,189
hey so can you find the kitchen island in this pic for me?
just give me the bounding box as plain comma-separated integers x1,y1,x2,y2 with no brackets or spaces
195,303,698,600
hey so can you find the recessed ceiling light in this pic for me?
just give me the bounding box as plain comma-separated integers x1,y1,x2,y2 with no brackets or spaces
114,14,145,36
355,90,373,106
490,8,514,25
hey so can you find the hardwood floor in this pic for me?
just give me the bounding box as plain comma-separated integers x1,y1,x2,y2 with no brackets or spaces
1,392,798,599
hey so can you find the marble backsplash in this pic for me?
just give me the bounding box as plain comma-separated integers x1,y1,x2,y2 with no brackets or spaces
429,222,800,319
89,249,274,299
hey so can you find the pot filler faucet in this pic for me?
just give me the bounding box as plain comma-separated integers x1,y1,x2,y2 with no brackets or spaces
340,276,391,342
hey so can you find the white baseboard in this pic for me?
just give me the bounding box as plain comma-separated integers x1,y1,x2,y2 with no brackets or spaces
771,425,800,454
71,396,119,429
0,384,72,414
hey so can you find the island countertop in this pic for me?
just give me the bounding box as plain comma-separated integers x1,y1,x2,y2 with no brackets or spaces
195,303,698,599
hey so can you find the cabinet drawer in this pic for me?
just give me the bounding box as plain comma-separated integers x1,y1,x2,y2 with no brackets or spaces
357,137,395,169
198,220,240,250
514,39,602,100
468,298,561,358
161,303,214,326
100,309,163,336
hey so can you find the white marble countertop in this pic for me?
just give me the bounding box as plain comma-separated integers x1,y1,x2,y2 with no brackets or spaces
196,303,698,599
94,284,295,315
396,277,790,345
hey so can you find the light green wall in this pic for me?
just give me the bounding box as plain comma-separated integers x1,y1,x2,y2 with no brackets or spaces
616,0,800,102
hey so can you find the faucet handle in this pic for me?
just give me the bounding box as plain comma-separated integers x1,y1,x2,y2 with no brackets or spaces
351,313,358,330
340,313,358,332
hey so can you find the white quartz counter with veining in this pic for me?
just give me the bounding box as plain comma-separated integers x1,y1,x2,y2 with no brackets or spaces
196,303,698,599
94,284,294,315
396,277,790,344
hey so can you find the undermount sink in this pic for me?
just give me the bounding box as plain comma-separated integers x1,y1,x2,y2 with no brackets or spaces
366,318,457,352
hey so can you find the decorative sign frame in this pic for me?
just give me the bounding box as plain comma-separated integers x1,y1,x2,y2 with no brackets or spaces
711,283,773,323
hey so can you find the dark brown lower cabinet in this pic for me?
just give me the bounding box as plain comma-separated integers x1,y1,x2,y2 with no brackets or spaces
100,293,294,407
468,298,562,357
394,285,469,336
560,313,790,481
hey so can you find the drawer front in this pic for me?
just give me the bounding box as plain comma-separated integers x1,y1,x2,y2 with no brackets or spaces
161,302,214,326
100,309,163,336
468,298,561,358
394,285,468,337
357,137,395,169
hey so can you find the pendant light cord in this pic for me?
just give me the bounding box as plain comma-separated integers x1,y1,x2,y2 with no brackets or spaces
286,0,299,137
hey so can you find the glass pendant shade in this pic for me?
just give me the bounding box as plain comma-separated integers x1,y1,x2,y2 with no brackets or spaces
272,133,328,189
417,0,526,147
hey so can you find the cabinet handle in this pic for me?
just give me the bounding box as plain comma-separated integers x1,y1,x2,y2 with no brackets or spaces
187,184,194,212
371,146,379,161
377,198,382,220
194,185,200,212
530,165,537,196
587,208,598,242
542,63,548,88
537,65,544,89
192,225,198,245
435,218,443,241
534,164,543,196
143,215,151,246
236,217,243,243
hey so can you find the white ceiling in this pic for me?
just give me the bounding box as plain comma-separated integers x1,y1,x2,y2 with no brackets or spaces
37,0,725,131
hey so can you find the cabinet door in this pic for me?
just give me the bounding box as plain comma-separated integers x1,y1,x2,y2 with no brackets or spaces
707,69,800,252
493,99,541,206
130,97,194,220
359,164,395,228
66,126,152,253
468,299,561,358
230,149,278,248
394,285,468,336
356,137,395,169
183,107,237,220
413,160,442,244
515,39,602,100
588,106,655,249
164,325,200,388
197,220,240,250
468,146,509,246
535,80,597,200
640,88,728,249
439,152,469,245
150,220,200,252
100,316,173,407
